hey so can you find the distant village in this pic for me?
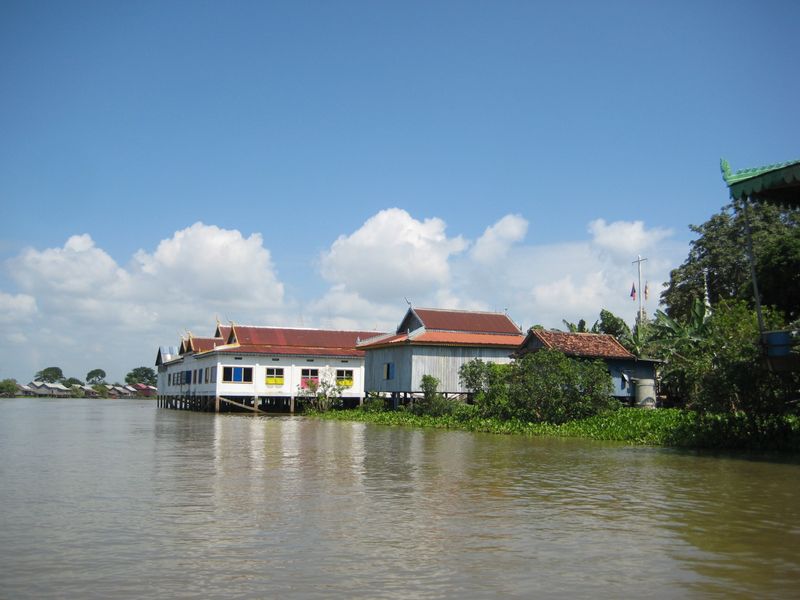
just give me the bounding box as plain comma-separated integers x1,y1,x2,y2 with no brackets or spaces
14,381,157,399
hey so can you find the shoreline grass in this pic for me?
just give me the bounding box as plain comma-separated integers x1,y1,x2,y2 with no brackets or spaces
312,407,800,452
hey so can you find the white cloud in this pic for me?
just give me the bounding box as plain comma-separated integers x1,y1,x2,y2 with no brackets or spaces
0,213,688,383
0,292,38,323
2,223,287,381
470,214,528,264
588,218,673,260
311,211,686,334
320,208,467,303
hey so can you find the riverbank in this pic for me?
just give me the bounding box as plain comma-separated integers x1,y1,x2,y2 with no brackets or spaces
313,406,800,451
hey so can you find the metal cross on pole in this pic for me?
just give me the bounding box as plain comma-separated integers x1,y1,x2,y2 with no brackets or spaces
632,255,648,324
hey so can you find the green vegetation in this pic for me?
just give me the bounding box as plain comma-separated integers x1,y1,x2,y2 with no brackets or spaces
297,377,348,412
0,378,18,397
459,352,617,424
125,366,156,386
86,369,106,384
662,201,800,322
34,367,64,383
313,406,800,451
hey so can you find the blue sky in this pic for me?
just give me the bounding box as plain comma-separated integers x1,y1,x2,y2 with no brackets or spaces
1,0,798,382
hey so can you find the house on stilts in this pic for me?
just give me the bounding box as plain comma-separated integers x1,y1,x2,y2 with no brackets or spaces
358,307,525,405
156,322,381,413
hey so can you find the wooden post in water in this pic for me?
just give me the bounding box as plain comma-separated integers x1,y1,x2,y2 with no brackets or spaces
215,395,220,413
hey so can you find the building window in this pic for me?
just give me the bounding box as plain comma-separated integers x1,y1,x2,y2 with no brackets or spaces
336,369,353,388
222,366,253,383
301,368,319,388
383,363,395,380
211,366,216,383
204,367,209,384
266,367,284,386
184,371,191,385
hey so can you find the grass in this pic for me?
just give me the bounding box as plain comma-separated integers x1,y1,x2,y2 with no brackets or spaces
312,406,800,451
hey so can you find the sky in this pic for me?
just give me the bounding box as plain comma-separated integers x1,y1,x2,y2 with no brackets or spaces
1,0,798,383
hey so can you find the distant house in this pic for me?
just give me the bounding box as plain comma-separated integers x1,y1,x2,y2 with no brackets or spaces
81,385,99,398
27,381,71,397
130,383,156,397
516,329,658,406
358,307,525,399
16,383,36,396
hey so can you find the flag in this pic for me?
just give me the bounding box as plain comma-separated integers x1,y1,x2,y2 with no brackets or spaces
630,283,636,301
644,282,649,301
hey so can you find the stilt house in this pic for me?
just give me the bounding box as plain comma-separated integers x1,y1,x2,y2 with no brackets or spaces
358,307,525,399
156,322,380,413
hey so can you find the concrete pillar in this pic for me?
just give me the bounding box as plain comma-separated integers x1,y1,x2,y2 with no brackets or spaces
215,395,220,413
290,396,295,414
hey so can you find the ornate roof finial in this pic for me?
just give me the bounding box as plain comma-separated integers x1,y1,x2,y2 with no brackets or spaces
720,158,732,182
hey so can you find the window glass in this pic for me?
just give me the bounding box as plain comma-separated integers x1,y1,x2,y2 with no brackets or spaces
383,363,394,380
336,369,354,387
300,368,319,388
266,367,284,385
223,366,233,382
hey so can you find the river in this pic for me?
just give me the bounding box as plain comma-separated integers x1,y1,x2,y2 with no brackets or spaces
0,397,798,598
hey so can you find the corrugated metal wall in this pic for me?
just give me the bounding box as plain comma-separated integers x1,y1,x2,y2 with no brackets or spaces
411,346,514,393
364,346,413,392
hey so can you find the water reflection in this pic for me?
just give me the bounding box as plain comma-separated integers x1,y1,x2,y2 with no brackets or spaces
0,398,799,599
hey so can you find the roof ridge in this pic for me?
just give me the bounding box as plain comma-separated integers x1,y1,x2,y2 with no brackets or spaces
415,307,510,315
229,324,378,333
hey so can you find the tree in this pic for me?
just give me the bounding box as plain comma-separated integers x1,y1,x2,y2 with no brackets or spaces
64,377,84,387
562,318,588,333
662,201,800,321
592,309,631,338
34,367,64,383
459,359,512,400
86,369,106,384
125,367,156,387
471,351,616,424
0,379,18,397
297,369,345,412
652,300,798,415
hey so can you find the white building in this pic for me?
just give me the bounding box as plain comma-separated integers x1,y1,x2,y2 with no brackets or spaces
156,323,381,413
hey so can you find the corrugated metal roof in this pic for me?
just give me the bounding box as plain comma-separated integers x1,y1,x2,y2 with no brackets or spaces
230,326,379,349
526,330,634,359
411,308,521,334
189,337,225,353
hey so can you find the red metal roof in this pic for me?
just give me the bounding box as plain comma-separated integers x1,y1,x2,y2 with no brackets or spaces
412,308,521,334
189,337,225,353
230,326,378,348
524,330,634,359
214,326,232,340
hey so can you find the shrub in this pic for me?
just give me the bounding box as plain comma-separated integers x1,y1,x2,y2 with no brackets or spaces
472,350,616,424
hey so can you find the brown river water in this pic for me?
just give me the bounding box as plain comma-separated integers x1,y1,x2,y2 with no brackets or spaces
1,397,799,598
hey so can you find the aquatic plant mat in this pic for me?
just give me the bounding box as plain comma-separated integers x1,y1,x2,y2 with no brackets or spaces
313,407,800,452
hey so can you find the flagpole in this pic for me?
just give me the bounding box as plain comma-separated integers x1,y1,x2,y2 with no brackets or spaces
632,255,648,324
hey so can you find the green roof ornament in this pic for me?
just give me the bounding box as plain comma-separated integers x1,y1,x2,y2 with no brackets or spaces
720,157,800,205
720,158,732,183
